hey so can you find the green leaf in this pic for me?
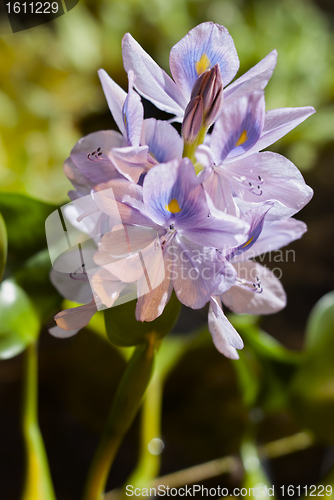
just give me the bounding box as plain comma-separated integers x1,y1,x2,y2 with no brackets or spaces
234,347,262,408
229,315,299,412
289,292,334,443
0,193,57,264
104,291,181,347
305,291,334,351
15,249,62,322
229,314,300,364
0,280,40,359
0,213,7,282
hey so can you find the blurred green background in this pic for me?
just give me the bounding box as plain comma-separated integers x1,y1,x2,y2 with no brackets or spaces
0,0,334,499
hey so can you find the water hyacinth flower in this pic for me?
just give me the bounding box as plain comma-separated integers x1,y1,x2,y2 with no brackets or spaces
91,158,248,320
197,90,314,218
49,21,314,361
122,22,277,122
98,69,183,183
207,199,307,358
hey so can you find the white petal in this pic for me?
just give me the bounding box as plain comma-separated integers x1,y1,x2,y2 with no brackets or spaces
88,268,124,308
122,33,187,116
98,69,127,137
222,261,286,314
208,296,243,359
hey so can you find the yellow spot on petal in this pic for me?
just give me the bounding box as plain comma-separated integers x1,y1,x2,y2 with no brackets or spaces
241,235,254,248
195,53,211,76
235,130,248,147
123,113,127,128
165,199,182,213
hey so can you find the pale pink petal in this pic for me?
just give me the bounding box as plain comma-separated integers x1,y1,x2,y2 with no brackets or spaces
222,261,286,314
108,146,149,183
208,296,243,359
135,248,174,322
88,268,125,308
54,301,97,331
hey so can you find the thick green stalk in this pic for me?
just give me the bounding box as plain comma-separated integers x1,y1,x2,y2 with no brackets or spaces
122,370,163,497
21,343,56,500
0,212,7,282
82,338,156,500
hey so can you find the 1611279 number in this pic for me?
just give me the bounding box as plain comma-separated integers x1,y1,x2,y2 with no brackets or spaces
6,2,59,14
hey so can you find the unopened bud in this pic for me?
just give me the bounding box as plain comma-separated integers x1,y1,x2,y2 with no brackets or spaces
191,63,223,126
182,95,204,143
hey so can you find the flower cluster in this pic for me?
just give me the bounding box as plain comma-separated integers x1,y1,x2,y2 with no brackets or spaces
50,22,314,359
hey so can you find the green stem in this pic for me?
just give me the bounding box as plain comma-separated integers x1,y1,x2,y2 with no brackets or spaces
122,370,163,498
183,125,207,164
82,338,156,500
21,343,56,500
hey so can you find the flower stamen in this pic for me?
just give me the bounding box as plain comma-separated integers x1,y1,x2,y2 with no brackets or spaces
87,147,104,161
236,275,263,293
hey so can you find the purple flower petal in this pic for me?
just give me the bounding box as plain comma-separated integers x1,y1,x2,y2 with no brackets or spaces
122,70,144,147
122,33,187,116
144,118,183,163
49,326,80,338
202,168,238,216
136,249,174,322
70,130,125,186
50,267,93,305
108,146,150,183
169,22,239,101
143,158,208,227
136,241,166,299
98,69,127,136
230,201,273,260
93,182,157,228
180,213,249,249
95,250,146,283
211,92,265,162
64,158,92,195
208,296,243,358
243,106,316,156
88,268,127,309
222,261,286,314
224,50,277,102
195,144,215,170
171,237,225,309
54,301,97,331
94,229,164,298
235,217,307,261
221,152,313,216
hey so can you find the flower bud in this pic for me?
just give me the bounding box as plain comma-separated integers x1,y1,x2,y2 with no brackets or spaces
191,63,223,127
182,95,204,143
